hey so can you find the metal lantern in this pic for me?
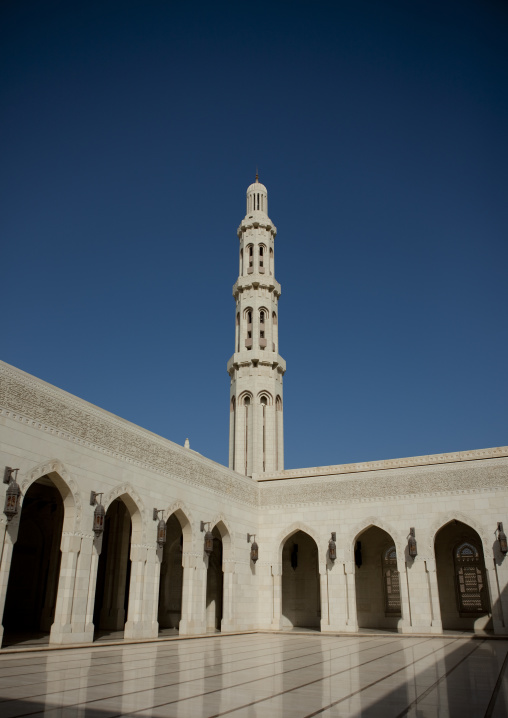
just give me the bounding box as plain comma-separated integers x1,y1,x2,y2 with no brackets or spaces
3,476,20,520
93,502,105,536
328,532,337,562
204,529,214,556
157,518,167,548
498,522,508,555
408,527,417,558
248,533,258,563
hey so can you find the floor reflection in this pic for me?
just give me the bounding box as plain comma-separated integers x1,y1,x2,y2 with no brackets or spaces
0,634,506,717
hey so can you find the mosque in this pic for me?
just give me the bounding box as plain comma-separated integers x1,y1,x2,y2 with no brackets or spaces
0,176,507,648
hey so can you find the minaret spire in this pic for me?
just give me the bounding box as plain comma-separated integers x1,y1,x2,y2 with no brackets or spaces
227,177,285,476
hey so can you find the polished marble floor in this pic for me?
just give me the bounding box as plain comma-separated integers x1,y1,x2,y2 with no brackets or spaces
0,633,507,717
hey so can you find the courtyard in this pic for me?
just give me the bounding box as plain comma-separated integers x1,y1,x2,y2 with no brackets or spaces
0,633,506,717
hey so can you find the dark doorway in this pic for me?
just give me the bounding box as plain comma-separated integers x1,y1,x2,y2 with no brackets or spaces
3,477,64,645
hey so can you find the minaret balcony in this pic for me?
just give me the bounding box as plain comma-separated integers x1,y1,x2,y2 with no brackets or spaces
227,352,286,374
233,276,281,298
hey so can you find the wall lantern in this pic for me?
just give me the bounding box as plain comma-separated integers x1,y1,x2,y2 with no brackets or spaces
408,527,417,558
247,533,258,563
3,468,21,521
328,532,337,562
201,521,214,556
497,522,508,555
90,491,105,537
153,509,167,548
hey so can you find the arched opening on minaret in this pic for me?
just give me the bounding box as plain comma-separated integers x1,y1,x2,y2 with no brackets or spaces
239,248,243,276
247,244,254,273
157,513,184,634
276,395,282,470
269,247,273,275
272,312,278,352
434,521,491,631
354,526,402,631
259,244,265,273
281,530,321,630
2,476,65,646
235,312,240,352
229,396,236,470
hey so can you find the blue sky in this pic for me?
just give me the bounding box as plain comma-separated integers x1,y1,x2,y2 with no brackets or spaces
2,1,507,469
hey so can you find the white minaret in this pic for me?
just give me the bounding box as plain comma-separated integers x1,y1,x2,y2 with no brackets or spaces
227,175,285,476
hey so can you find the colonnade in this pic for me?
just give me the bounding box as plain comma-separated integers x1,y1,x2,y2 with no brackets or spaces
0,471,507,647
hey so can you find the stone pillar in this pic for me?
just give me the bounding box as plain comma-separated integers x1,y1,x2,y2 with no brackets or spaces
425,558,443,632
49,533,82,643
0,519,16,647
344,562,358,632
221,563,235,632
125,544,157,639
397,559,412,633
270,564,283,630
486,561,508,635
179,552,202,635
493,555,508,634
84,538,102,638
319,568,329,631
326,562,348,631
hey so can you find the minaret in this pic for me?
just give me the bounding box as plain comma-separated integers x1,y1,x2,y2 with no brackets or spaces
227,175,285,476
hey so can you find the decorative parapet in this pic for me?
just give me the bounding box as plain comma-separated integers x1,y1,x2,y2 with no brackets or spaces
255,446,508,482
0,361,259,506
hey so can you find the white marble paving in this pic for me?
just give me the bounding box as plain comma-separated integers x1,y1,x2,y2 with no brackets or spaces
0,634,506,717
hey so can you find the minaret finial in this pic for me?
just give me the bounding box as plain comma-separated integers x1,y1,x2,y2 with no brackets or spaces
255,167,259,182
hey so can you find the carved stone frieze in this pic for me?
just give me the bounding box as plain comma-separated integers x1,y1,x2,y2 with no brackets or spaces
259,461,508,507
0,362,258,507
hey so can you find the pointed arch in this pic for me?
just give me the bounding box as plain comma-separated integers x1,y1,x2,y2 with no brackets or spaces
257,390,273,405
348,517,405,565
211,514,233,563
20,459,80,533
165,499,194,553
103,483,145,544
273,521,323,569
429,512,491,559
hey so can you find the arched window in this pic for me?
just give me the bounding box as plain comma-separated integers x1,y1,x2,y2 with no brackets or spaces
245,309,253,350
240,248,243,275
247,245,254,273
454,542,489,614
383,546,401,615
259,245,265,273
269,247,274,275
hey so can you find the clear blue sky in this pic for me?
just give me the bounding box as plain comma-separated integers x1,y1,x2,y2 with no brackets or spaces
2,1,507,469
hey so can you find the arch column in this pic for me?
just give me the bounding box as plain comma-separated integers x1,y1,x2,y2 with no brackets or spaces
221,562,235,632
397,557,412,633
326,561,349,631
424,557,443,631
179,552,206,635
124,544,158,639
270,564,283,630
344,561,358,632
0,521,16,647
50,533,98,645
485,560,508,635
319,565,329,631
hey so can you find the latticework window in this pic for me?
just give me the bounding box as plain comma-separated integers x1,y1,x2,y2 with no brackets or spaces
454,542,489,614
383,546,401,615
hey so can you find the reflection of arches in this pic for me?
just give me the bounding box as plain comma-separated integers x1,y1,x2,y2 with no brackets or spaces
3,476,65,642
354,525,402,630
434,520,492,631
281,530,320,630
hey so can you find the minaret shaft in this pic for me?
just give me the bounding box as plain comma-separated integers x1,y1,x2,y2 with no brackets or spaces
227,178,285,476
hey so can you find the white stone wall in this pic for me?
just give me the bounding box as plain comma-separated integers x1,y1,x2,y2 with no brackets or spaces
1,359,508,645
